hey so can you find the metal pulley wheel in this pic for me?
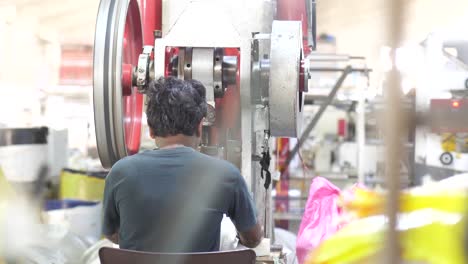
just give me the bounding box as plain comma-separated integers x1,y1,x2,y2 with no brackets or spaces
269,20,304,138
94,0,143,168
440,152,454,166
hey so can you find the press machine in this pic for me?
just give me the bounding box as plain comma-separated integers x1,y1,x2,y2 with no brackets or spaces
93,0,315,238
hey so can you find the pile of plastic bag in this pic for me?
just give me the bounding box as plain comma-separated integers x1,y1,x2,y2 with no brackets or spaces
305,175,468,264
296,177,343,264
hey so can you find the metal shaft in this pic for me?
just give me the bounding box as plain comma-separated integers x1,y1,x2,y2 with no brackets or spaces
284,66,352,168
309,67,370,73
308,53,351,61
307,53,366,62
305,0,316,50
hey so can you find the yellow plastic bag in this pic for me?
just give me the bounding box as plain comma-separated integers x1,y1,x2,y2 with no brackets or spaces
310,180,468,264
307,216,384,264
401,214,466,264
342,188,468,218
307,210,466,264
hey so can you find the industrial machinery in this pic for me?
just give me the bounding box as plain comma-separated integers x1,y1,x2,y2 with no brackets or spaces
413,31,468,181
93,0,315,239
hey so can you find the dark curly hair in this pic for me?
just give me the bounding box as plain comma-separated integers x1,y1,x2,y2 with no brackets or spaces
145,77,207,137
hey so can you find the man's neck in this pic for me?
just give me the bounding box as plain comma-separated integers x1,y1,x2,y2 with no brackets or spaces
155,134,199,149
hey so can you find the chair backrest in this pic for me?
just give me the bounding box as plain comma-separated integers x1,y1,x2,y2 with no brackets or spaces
99,247,256,264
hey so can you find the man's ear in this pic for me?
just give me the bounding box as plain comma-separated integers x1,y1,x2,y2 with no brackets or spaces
197,121,203,137
150,128,156,139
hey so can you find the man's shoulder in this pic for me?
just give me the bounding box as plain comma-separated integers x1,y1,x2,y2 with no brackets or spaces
106,155,139,183
112,150,157,169
111,155,138,171
194,152,241,179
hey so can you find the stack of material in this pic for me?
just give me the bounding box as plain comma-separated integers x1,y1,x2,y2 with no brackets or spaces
306,175,468,264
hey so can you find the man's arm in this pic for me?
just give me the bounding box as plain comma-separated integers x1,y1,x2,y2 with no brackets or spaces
102,162,127,244
106,232,119,244
238,222,262,248
228,169,264,248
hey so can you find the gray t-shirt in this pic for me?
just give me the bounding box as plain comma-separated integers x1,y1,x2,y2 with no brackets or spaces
102,146,257,252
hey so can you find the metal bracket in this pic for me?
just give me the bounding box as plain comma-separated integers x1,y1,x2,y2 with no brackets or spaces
213,48,224,98
136,45,154,93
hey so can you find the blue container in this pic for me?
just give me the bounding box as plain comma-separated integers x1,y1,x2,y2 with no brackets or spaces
45,199,99,211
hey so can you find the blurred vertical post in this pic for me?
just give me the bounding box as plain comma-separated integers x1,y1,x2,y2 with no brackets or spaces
383,0,405,263
383,0,406,264
357,74,368,183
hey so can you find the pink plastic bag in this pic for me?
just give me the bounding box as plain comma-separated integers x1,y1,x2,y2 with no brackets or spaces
296,177,342,264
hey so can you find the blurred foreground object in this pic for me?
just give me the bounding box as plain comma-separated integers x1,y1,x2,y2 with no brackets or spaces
306,174,468,264
0,168,15,201
0,166,98,263
0,127,48,183
43,200,103,244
